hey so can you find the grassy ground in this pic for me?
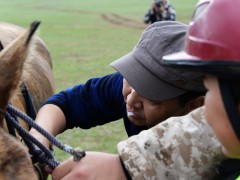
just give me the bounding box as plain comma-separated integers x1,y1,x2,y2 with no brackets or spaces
1,0,197,161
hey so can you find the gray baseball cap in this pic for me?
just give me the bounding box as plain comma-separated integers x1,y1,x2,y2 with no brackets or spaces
110,21,206,101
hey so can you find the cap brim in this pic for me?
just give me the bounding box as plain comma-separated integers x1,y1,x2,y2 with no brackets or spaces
163,51,240,78
163,51,206,69
110,52,186,101
163,51,200,62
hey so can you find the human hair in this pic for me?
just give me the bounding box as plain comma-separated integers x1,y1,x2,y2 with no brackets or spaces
178,91,206,105
229,80,240,104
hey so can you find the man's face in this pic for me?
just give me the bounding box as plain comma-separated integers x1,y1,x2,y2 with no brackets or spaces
204,76,240,158
122,79,186,127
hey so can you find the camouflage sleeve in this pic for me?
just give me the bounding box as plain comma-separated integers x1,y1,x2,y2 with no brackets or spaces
117,107,226,180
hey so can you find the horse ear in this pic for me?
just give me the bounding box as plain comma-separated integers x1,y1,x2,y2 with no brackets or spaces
26,21,40,45
0,21,41,122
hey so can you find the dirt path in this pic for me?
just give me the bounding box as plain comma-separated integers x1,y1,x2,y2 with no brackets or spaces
22,2,148,30
101,13,147,30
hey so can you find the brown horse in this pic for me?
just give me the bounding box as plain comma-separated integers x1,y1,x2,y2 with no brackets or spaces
0,21,55,180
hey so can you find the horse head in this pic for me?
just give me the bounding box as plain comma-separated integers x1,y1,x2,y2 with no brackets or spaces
0,21,55,180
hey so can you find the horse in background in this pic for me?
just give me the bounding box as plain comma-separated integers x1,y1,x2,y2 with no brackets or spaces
0,21,55,179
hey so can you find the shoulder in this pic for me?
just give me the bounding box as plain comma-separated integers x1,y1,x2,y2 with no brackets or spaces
118,107,224,179
166,4,176,13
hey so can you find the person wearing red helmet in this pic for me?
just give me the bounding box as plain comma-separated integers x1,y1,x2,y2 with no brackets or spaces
163,0,240,178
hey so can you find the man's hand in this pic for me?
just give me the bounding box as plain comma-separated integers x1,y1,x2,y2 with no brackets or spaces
51,151,127,180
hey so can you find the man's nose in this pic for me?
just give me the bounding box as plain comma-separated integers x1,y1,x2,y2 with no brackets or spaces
126,90,143,109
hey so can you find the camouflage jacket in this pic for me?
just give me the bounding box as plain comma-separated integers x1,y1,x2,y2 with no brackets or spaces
118,107,226,180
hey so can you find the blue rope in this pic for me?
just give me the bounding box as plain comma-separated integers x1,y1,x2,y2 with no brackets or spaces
5,104,86,168
5,111,59,169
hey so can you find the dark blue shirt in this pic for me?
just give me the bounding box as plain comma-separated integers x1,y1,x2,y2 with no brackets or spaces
44,72,147,137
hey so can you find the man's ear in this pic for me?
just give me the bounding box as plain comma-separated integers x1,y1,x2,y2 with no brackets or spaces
184,96,205,114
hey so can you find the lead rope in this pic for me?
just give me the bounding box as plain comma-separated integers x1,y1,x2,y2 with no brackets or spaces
5,104,86,169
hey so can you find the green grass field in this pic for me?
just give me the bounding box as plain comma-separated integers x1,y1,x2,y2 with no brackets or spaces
1,0,197,161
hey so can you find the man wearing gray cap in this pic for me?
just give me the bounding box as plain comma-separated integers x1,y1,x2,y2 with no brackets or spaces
30,21,204,145
30,21,221,179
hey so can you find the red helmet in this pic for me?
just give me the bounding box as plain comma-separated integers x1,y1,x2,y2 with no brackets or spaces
163,0,240,141
163,0,240,77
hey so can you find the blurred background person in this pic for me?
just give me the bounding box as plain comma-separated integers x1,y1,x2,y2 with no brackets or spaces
144,0,176,24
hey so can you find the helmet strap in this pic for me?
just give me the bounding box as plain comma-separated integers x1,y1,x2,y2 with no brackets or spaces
218,78,240,141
